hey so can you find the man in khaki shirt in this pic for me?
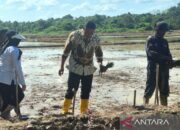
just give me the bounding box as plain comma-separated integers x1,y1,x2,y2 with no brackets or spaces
59,21,103,114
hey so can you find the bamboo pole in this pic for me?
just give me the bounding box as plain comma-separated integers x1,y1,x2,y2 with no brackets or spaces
0,94,3,111
15,72,22,119
72,90,77,115
133,90,136,107
154,64,159,105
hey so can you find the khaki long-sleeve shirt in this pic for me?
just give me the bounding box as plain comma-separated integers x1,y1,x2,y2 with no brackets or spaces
63,29,103,76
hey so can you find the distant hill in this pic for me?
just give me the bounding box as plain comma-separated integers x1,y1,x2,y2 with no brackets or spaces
0,3,180,34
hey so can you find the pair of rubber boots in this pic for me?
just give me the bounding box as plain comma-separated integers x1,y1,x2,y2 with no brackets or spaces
61,98,89,114
144,95,168,106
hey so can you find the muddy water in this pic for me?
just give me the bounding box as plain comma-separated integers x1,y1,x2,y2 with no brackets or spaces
17,42,180,117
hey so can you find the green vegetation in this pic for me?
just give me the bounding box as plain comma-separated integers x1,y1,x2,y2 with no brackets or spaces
0,3,180,35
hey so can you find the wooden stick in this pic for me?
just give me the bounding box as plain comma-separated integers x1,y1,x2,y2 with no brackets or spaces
0,94,3,110
133,90,136,107
15,73,22,119
154,64,159,105
72,90,77,115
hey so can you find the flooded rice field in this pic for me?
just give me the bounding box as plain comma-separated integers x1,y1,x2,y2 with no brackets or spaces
16,42,180,117
0,41,180,130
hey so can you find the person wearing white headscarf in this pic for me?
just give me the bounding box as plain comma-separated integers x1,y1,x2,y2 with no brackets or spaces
0,30,26,119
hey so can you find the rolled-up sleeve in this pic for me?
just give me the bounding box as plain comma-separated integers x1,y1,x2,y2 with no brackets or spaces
11,49,26,86
95,38,103,63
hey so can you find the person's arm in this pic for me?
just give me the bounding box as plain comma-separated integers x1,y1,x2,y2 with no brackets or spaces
11,48,26,91
166,41,172,60
95,45,103,64
95,38,104,75
59,33,73,76
146,39,159,59
95,37,103,64
166,41,173,68
59,55,68,76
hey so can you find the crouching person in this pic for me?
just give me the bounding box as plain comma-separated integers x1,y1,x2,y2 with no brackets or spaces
0,30,26,119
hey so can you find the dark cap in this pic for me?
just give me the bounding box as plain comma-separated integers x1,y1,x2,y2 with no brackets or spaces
155,21,169,31
85,21,96,29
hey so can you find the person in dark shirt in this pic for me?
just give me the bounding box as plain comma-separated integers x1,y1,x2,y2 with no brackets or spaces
144,21,172,106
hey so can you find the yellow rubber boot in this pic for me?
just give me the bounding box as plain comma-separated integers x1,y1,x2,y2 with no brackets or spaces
80,99,89,114
61,98,72,114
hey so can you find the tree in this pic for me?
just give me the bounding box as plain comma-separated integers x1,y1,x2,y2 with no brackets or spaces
0,3,180,33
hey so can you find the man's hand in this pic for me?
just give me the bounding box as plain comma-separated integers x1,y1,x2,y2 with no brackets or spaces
99,62,114,74
59,68,64,76
167,60,173,69
99,64,107,73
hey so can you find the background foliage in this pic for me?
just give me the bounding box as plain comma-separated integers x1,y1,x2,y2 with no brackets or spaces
0,3,180,34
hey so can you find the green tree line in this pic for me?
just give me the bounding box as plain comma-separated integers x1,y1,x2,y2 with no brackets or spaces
0,3,180,34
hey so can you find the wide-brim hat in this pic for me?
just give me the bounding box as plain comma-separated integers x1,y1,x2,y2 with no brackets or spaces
0,30,25,55
6,30,26,41
11,34,26,40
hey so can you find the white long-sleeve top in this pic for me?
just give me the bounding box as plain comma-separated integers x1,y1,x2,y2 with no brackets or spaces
0,46,26,86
